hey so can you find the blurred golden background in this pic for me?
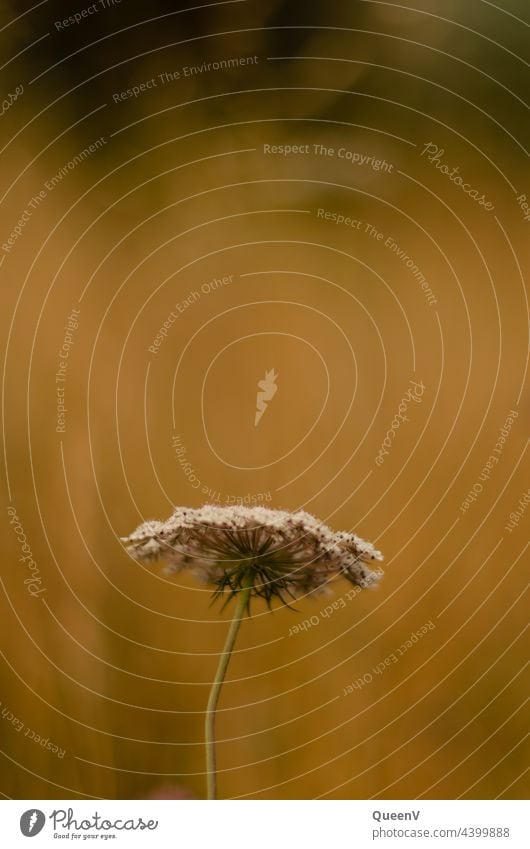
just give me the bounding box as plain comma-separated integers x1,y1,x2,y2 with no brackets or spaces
0,0,528,799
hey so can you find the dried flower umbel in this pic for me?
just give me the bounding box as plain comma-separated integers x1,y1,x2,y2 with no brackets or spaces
122,505,383,799
123,505,383,604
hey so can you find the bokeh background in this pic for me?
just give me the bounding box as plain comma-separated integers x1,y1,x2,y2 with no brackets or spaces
0,0,528,800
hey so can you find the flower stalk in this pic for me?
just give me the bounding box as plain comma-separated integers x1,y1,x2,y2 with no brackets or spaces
205,576,252,800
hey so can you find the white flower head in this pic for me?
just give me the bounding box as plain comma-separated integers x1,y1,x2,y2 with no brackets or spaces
122,505,383,607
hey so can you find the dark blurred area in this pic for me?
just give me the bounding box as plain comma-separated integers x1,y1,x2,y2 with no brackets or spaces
0,0,528,800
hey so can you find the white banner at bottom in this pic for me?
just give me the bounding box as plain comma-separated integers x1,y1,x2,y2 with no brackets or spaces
0,799,526,848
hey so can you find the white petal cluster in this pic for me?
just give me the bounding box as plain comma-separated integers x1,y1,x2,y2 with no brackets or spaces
122,505,383,603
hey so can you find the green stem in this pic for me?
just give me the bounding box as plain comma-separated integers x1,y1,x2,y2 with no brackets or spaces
205,582,252,800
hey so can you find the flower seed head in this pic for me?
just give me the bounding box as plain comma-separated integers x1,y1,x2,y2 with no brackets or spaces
122,505,383,607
